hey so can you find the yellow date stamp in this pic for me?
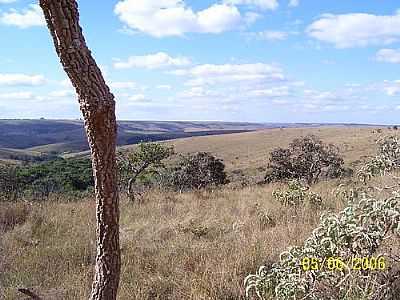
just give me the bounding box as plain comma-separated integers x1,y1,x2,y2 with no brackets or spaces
300,256,386,272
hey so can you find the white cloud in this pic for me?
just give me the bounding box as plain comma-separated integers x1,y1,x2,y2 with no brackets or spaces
223,0,278,10
307,11,400,48
248,86,289,97
384,86,400,96
179,86,223,98
175,63,285,86
157,84,172,90
0,92,35,100
0,4,45,28
376,48,400,64
114,0,242,37
174,62,292,112
60,79,73,88
290,80,400,114
382,80,400,96
0,73,46,86
128,94,150,102
244,11,262,25
288,0,299,7
0,0,18,3
364,79,400,97
109,81,137,89
113,52,191,69
254,30,288,41
48,90,75,98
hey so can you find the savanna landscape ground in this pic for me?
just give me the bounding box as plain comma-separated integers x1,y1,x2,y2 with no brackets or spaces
1,126,399,300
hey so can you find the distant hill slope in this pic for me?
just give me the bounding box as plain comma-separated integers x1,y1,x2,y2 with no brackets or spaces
0,119,267,152
0,119,274,161
0,119,386,163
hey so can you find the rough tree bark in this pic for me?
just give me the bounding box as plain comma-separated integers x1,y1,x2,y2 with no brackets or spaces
39,1,121,299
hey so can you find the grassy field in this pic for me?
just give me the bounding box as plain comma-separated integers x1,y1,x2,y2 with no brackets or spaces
0,126,398,300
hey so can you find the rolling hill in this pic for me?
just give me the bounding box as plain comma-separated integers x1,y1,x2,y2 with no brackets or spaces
0,119,386,164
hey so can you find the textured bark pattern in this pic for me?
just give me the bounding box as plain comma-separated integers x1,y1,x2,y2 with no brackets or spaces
39,1,121,299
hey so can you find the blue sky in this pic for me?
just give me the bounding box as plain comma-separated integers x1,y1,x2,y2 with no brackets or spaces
1,0,400,124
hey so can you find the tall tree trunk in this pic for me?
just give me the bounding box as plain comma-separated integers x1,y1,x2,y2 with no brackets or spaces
39,1,121,299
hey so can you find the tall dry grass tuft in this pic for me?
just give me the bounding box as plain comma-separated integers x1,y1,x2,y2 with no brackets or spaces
0,203,31,233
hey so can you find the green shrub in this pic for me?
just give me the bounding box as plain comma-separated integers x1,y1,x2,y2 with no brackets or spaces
272,180,322,207
265,135,347,185
358,135,400,183
165,152,228,192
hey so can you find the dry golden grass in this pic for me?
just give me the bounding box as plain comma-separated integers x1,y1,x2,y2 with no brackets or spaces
0,127,398,299
0,182,347,300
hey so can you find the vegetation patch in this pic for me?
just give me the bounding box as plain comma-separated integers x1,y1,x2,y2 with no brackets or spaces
164,152,229,192
272,180,323,207
265,135,348,185
245,191,400,300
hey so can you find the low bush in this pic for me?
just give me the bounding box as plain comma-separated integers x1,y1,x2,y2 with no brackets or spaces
164,152,228,192
272,180,323,207
358,135,400,183
265,135,347,185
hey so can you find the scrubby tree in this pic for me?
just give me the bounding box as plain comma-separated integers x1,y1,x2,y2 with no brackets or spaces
265,135,346,185
40,1,120,299
117,142,174,201
167,152,228,191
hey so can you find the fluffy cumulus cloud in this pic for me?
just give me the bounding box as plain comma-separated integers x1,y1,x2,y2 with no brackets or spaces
114,0,242,37
113,52,191,69
307,11,400,48
0,4,45,28
223,0,278,10
172,62,293,115
174,63,285,86
0,73,46,86
288,0,299,7
376,48,400,64
0,0,18,3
